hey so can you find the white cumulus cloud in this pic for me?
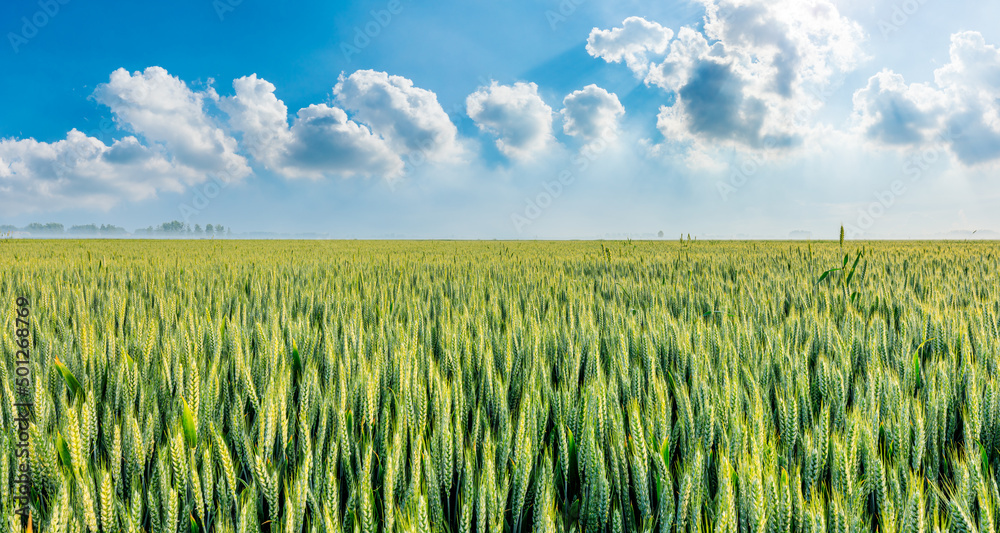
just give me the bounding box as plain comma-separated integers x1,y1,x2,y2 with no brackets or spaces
93,66,250,179
282,104,404,179
586,16,674,78
0,130,199,215
560,85,625,143
592,1,866,153
334,70,462,163
852,31,1000,166
1,66,260,215
218,74,293,171
466,81,554,161
220,74,403,179
851,69,943,146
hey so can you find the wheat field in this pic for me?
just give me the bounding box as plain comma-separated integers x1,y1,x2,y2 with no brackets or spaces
1,239,999,532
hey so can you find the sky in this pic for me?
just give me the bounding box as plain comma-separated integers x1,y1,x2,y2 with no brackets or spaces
1,0,999,239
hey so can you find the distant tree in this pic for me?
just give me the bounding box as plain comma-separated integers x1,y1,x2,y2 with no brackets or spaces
69,224,99,234
658,230,664,238
99,224,127,235
227,228,232,237
158,221,186,233
25,223,65,234
195,224,203,234
206,224,214,236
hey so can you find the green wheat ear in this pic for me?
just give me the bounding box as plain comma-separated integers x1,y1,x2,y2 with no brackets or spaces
839,225,844,247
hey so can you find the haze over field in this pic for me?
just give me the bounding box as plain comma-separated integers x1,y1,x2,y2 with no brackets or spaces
1,0,999,238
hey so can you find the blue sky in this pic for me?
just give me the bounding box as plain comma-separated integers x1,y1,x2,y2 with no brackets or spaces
2,0,999,238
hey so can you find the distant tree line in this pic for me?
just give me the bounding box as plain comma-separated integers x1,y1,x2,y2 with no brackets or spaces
1,221,231,237
133,221,230,237
0,223,128,236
